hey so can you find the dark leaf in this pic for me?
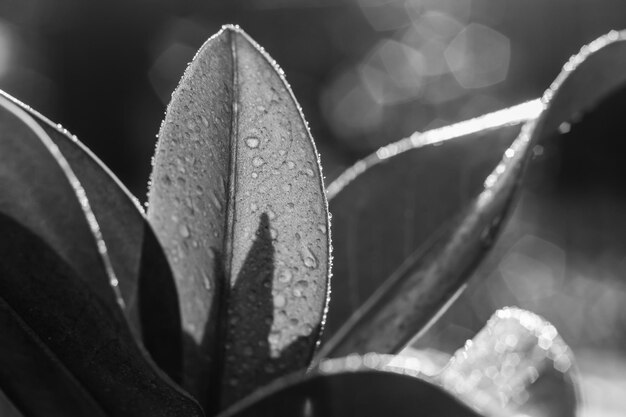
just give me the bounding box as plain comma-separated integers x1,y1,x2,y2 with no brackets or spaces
318,30,626,359
0,90,183,382
147,25,330,409
0,96,203,416
219,354,485,417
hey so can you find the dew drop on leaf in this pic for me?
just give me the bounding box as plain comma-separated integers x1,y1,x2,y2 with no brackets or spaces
301,246,318,269
245,136,260,148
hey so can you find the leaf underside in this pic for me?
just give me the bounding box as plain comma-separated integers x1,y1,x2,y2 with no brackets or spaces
319,30,626,359
0,96,203,417
148,25,330,409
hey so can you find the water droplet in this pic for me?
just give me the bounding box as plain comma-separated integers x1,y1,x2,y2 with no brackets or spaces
186,119,196,130
252,156,265,167
251,203,258,212
245,136,260,148
251,172,259,179
179,224,190,238
278,269,292,283
200,115,209,127
162,174,172,185
268,333,280,346
257,105,266,113
267,206,276,220
286,161,295,169
279,150,287,156
304,168,314,177
275,294,286,308
318,224,327,234
301,246,318,269
203,273,211,291
282,183,291,192
270,228,278,239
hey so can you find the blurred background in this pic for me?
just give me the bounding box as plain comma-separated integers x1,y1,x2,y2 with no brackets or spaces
1,0,626,415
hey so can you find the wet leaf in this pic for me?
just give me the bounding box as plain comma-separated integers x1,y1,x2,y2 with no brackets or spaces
0,96,203,416
220,354,484,417
440,307,578,417
0,90,183,382
147,25,330,409
318,30,626,359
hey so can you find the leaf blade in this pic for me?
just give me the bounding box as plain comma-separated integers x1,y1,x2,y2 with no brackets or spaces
318,30,626,359
219,354,485,417
148,25,331,409
0,90,183,381
0,96,203,417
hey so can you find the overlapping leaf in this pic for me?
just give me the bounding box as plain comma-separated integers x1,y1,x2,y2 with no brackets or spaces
318,31,626,359
0,90,183,381
0,96,202,416
147,25,330,409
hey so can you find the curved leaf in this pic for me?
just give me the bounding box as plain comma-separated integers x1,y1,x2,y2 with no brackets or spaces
440,308,578,417
147,25,330,409
319,123,521,353
318,30,626,359
219,354,484,417
0,96,203,416
0,90,183,381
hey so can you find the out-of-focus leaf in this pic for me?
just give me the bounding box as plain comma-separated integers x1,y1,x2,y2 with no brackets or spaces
147,25,330,409
440,307,578,417
318,30,626,359
0,90,182,382
0,96,203,416
219,354,485,417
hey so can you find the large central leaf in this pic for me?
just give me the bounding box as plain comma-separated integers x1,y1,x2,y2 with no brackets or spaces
148,25,330,410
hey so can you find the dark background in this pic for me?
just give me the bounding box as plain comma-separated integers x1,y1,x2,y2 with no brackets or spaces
2,0,626,193
1,1,626,413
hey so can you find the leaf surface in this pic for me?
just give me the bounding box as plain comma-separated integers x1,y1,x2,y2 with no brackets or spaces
318,30,626,359
147,25,330,409
219,354,484,417
0,90,182,381
0,96,203,416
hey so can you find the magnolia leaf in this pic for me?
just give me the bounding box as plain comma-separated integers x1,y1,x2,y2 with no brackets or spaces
318,30,626,359
147,25,330,409
0,96,203,416
0,90,182,381
219,354,484,417
440,308,578,417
